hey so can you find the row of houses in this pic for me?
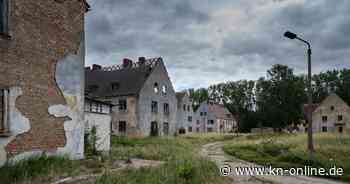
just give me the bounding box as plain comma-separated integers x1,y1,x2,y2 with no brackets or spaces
0,0,236,166
84,57,238,137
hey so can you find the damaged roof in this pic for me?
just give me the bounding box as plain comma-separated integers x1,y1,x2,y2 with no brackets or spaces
85,58,161,97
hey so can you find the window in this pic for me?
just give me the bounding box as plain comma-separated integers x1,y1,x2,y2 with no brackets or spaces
322,116,327,122
322,126,327,132
208,120,214,125
338,127,343,133
162,85,167,95
188,126,192,132
118,99,127,111
196,120,200,125
111,82,120,91
183,104,186,111
204,112,207,116
200,112,203,116
163,122,169,135
338,115,343,121
330,106,335,111
187,105,190,112
188,116,192,122
163,103,169,115
151,101,158,113
154,83,159,93
118,121,127,134
0,0,9,35
0,89,9,134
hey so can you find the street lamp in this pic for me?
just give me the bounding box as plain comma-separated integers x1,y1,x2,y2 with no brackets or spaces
284,31,314,154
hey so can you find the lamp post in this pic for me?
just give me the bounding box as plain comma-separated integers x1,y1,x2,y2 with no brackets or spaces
284,31,314,154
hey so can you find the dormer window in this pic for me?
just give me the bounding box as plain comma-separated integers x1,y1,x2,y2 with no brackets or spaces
111,82,120,91
154,83,159,93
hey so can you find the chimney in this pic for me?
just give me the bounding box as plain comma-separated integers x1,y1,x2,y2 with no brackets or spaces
122,58,133,68
138,57,146,65
85,66,91,71
92,64,102,71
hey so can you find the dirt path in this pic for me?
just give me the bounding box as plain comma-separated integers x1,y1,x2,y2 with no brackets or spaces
200,142,346,184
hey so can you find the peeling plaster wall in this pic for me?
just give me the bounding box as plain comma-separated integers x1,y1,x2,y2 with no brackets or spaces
0,87,31,166
85,112,111,152
49,37,85,159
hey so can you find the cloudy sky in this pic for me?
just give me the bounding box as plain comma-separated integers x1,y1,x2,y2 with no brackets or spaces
85,0,350,91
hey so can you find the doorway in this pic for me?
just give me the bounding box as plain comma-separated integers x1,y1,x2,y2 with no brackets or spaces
151,121,158,136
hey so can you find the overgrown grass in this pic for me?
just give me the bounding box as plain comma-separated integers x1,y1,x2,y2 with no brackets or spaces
0,133,234,184
85,133,235,184
223,133,350,182
0,156,79,184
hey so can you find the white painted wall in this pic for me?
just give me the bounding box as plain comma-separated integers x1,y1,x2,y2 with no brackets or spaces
85,112,111,152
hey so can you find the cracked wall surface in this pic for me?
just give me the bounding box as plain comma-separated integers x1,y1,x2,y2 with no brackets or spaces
0,0,86,166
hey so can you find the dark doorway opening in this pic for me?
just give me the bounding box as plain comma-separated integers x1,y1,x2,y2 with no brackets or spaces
151,121,158,136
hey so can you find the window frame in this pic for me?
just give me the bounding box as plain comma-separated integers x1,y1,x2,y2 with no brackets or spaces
118,99,127,111
0,0,10,37
118,121,127,134
0,88,10,135
151,101,158,113
163,103,169,115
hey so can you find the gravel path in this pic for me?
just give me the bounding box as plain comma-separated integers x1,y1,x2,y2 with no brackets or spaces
200,142,347,184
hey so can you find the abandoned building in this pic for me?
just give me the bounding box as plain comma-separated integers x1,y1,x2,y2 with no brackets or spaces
0,0,89,166
84,98,112,152
176,92,195,134
303,93,350,133
85,57,178,137
196,101,237,133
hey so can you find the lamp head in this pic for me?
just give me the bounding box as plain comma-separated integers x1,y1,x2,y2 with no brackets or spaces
284,31,297,39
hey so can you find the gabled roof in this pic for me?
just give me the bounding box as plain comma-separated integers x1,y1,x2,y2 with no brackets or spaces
176,92,187,101
208,103,235,120
85,58,162,98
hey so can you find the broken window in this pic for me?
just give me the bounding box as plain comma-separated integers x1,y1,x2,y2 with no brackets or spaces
154,83,159,93
187,105,190,112
151,101,158,113
322,126,327,132
0,0,9,35
208,120,214,125
119,121,127,134
162,85,167,95
163,103,169,115
183,104,186,111
188,126,192,132
118,99,127,111
0,89,9,134
330,106,335,111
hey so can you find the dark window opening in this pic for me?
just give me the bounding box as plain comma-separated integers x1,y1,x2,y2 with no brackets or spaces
338,127,343,133
322,126,327,132
187,105,190,111
208,120,214,125
111,82,120,91
118,99,127,111
151,101,158,113
183,104,186,111
322,116,327,122
188,116,192,122
118,121,127,134
0,0,9,35
163,103,169,115
330,106,335,111
338,115,343,121
188,126,192,132
162,85,167,95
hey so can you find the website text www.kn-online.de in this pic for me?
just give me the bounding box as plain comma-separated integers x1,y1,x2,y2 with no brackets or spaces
220,164,344,177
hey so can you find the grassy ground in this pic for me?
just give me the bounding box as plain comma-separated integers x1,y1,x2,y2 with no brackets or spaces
0,133,235,184
87,133,235,184
223,133,350,182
